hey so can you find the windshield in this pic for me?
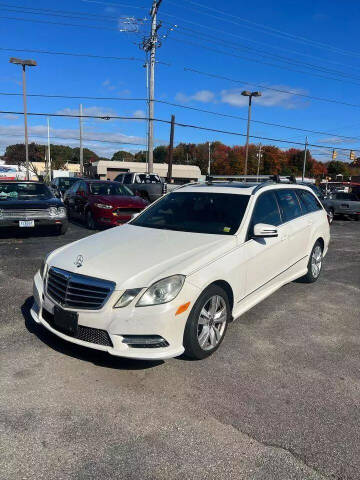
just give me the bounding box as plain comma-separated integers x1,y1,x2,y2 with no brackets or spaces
58,177,79,189
89,182,133,196
131,192,250,235
0,182,53,200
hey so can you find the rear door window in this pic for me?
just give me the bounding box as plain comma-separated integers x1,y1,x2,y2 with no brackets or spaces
276,189,302,222
124,174,133,184
297,190,323,213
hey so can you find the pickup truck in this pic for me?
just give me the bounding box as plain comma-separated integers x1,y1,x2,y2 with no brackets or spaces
323,192,360,221
113,172,167,202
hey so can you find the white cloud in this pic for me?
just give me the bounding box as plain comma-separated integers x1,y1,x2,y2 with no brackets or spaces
132,109,146,119
175,86,308,110
220,87,307,110
316,136,357,145
175,90,215,103
1,114,19,120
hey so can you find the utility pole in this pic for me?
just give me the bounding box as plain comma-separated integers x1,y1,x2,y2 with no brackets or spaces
302,136,308,182
256,143,262,182
143,0,162,174
47,117,51,181
208,142,211,176
241,91,261,177
167,115,175,182
79,103,84,176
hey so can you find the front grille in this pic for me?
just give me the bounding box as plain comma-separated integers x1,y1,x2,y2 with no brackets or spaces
0,208,50,219
113,208,141,216
47,267,115,310
42,308,113,347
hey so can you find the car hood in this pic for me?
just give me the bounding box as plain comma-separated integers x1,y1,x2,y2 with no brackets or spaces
48,224,236,290
0,197,63,208
90,195,147,208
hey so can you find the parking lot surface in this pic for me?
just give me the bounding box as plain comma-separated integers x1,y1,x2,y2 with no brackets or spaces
1,220,359,480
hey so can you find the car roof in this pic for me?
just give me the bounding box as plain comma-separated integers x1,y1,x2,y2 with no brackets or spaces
177,181,314,196
0,180,44,184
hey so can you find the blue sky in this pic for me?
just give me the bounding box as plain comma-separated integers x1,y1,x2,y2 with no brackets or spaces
0,0,359,162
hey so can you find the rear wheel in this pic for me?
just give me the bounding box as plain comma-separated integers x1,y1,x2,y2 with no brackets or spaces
86,210,96,230
301,241,323,283
183,285,230,360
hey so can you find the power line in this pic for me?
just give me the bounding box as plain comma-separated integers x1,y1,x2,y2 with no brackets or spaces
0,109,357,152
171,0,360,59
183,66,360,110
0,14,143,32
0,131,147,146
0,47,170,65
1,90,359,141
168,27,360,84
170,35,360,87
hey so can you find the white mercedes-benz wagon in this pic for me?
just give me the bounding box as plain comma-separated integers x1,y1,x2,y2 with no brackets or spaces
31,180,330,360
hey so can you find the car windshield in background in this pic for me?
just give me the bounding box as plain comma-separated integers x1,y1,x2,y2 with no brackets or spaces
132,192,250,235
89,183,133,196
0,182,53,200
58,178,79,188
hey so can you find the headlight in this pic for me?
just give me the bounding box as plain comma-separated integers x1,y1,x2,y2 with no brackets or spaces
39,254,50,279
49,207,57,217
94,203,113,209
57,207,67,217
113,288,142,308
136,275,185,307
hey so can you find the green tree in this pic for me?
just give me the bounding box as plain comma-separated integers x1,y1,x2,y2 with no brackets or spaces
111,150,134,162
327,160,350,177
153,145,168,163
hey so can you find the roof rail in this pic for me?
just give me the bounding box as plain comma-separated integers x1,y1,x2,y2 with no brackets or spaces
252,175,297,194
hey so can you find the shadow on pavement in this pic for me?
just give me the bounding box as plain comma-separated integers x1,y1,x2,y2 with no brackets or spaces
22,296,164,371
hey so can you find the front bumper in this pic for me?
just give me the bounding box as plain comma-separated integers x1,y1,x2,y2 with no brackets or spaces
0,218,68,228
31,270,198,360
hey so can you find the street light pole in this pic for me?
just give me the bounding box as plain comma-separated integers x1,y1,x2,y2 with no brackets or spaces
9,57,37,181
208,141,211,176
302,136,308,182
79,103,84,176
241,90,261,178
256,143,262,182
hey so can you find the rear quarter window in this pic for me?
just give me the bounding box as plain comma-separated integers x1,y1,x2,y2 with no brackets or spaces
297,189,323,213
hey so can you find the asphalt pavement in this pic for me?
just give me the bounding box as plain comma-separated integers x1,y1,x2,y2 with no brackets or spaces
0,219,359,480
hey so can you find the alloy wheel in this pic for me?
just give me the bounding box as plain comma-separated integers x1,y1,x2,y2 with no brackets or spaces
197,295,227,351
311,245,322,278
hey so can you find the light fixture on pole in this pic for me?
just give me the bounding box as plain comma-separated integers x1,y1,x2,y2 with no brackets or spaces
241,90,261,178
9,57,37,181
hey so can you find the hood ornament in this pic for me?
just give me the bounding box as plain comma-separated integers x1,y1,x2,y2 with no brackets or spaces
74,254,84,268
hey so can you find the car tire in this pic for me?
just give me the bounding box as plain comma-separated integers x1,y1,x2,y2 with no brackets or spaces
183,285,230,360
86,210,96,230
352,215,359,221
301,241,323,283
56,223,68,235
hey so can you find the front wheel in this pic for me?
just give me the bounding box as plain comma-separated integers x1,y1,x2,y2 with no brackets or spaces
183,285,230,360
86,210,96,230
301,241,323,283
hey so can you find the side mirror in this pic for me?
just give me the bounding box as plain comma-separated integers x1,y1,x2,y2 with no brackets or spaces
253,223,278,238
131,212,140,220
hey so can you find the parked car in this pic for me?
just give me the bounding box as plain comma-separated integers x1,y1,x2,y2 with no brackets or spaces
114,172,167,202
32,181,330,360
63,179,148,229
50,176,81,198
323,192,360,221
0,180,68,234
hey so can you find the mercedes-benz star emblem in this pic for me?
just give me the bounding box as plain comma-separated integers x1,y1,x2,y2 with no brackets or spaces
74,254,84,268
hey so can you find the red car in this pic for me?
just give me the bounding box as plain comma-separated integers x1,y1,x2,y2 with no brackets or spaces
63,179,148,229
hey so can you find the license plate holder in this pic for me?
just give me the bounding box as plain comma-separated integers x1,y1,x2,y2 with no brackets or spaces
53,306,78,336
19,220,35,227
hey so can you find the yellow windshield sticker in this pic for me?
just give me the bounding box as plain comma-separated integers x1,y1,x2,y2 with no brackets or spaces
223,227,231,232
